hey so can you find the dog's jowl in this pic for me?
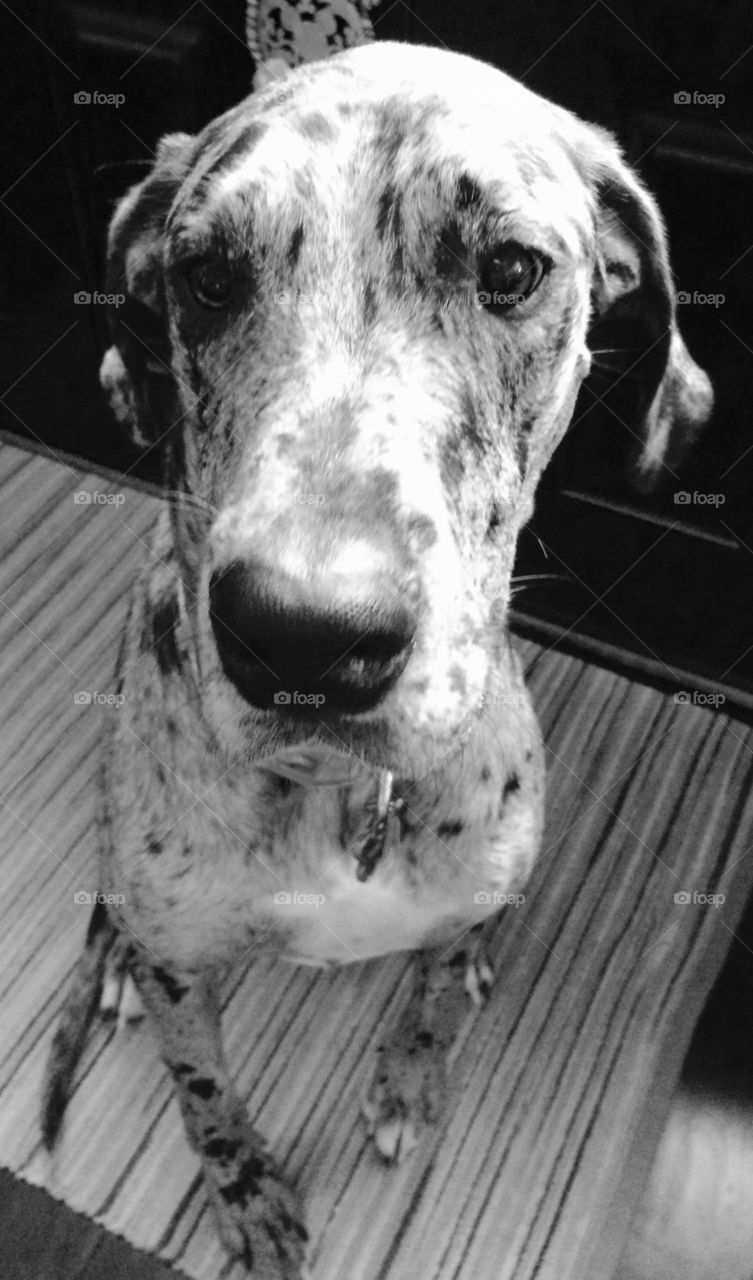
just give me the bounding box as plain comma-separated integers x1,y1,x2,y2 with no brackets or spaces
42,42,712,1277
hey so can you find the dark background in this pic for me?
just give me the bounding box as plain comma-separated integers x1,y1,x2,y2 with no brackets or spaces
2,0,753,711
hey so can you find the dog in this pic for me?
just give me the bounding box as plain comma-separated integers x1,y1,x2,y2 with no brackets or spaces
42,41,712,1279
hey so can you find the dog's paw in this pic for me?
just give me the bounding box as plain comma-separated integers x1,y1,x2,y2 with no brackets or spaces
204,1141,308,1279
362,1038,448,1163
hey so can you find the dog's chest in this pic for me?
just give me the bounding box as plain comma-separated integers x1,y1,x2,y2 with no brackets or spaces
135,774,496,968
264,852,472,965
250,783,473,963
112,686,539,970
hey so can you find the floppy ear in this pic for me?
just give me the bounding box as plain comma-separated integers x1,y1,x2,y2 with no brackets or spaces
99,132,195,448
576,125,713,486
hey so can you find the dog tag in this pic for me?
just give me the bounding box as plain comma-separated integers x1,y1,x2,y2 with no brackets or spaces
355,770,402,882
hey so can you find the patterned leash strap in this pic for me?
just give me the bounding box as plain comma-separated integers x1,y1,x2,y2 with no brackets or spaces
245,0,379,85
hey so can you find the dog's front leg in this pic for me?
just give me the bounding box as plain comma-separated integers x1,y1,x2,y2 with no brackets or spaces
128,947,308,1279
362,924,492,1162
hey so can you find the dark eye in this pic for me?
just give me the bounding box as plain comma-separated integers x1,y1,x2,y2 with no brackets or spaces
187,260,233,310
478,244,548,313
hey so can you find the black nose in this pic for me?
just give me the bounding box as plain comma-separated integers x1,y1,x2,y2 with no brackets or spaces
209,557,417,714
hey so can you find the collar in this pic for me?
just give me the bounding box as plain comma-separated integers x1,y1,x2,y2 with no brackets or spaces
260,746,404,881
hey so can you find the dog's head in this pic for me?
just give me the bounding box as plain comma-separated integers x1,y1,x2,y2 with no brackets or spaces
102,42,712,772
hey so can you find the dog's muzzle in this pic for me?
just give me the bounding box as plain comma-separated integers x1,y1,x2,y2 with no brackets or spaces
209,554,417,715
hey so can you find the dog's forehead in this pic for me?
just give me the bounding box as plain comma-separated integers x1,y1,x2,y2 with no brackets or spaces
175,43,593,251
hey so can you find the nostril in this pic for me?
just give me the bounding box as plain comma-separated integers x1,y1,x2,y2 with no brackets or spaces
322,615,414,666
208,560,418,713
209,565,266,665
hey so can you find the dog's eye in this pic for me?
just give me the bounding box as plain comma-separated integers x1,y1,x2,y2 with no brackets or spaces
187,261,233,310
478,244,548,313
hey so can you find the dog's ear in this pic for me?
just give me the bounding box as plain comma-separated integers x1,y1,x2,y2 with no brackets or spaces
99,132,194,448
573,124,713,487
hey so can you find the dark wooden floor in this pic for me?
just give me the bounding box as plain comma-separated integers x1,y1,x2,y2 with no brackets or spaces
2,440,753,1280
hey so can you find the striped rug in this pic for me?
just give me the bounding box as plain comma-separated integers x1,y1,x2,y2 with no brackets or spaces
1,440,752,1280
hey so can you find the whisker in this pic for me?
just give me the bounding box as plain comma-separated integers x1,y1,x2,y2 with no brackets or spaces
160,489,221,518
510,572,568,598
588,366,623,387
93,159,154,178
589,356,631,377
511,573,566,585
